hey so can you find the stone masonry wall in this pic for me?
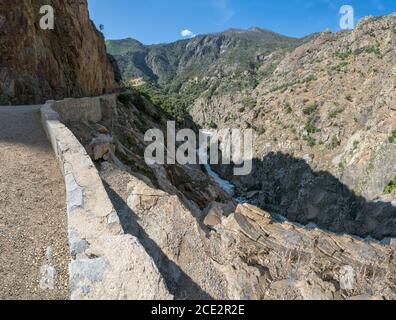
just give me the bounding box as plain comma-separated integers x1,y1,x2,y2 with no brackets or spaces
40,96,172,300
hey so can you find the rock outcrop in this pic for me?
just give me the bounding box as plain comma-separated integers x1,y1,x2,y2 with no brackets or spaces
67,92,395,300
109,14,396,241
192,14,396,240
0,0,119,105
99,161,394,300
3,0,394,300
209,204,395,300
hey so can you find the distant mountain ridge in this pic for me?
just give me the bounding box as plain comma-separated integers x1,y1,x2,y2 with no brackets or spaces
106,28,302,84
106,27,305,117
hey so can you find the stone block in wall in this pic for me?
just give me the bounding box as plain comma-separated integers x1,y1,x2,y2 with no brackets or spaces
50,94,117,124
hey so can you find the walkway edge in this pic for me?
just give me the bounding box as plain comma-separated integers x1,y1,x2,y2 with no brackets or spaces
40,99,173,300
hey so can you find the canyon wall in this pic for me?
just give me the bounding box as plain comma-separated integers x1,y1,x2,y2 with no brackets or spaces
0,0,119,105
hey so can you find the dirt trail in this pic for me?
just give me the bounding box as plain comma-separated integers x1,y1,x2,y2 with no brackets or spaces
0,108,69,300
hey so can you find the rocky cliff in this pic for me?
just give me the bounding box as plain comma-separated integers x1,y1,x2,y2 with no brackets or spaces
67,92,395,300
0,0,119,105
107,28,303,118
2,1,394,300
107,29,301,85
191,14,396,240
100,15,396,299
106,14,396,240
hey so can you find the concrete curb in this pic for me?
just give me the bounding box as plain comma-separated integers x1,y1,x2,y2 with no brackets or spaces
40,98,173,300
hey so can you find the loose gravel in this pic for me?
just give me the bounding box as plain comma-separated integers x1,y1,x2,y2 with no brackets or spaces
0,110,69,300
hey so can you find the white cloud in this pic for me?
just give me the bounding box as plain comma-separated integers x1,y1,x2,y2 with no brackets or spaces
181,29,195,38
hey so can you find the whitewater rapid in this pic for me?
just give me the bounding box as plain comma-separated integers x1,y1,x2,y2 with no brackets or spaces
199,130,236,196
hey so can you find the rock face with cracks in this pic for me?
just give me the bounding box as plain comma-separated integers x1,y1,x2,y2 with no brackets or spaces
70,93,395,300
0,0,119,105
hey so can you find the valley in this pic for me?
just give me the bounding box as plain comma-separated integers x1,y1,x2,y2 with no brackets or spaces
0,0,395,301
108,14,396,241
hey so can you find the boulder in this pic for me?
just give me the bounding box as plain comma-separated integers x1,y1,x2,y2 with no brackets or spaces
90,134,115,160
93,143,115,161
203,201,236,226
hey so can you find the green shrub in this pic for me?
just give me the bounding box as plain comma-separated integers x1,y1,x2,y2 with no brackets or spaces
118,93,133,106
331,61,349,72
345,94,353,102
304,135,316,147
328,107,345,119
303,102,318,115
242,97,257,110
304,120,318,134
384,175,396,195
209,121,218,129
364,45,381,55
0,95,10,105
335,50,352,60
388,130,396,143
303,74,317,83
270,82,295,92
329,135,341,149
352,45,381,56
132,84,187,121
282,101,292,114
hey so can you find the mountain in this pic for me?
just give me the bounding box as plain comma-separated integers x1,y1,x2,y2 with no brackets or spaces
107,28,302,84
198,14,396,239
106,28,304,117
1,0,395,300
70,89,395,300
109,14,396,240
0,0,119,105
101,18,396,297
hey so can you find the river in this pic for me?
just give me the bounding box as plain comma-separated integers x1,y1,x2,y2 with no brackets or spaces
199,130,236,197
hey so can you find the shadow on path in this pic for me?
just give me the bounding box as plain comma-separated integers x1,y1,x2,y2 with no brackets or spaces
0,108,49,150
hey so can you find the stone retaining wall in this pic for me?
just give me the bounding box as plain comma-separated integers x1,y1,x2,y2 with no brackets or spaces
51,95,116,124
40,96,172,300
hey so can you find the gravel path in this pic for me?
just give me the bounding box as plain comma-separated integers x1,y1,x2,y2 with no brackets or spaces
0,109,69,300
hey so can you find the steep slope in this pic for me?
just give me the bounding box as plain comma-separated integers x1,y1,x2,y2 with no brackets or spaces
107,14,396,240
1,0,394,299
193,14,396,239
68,91,395,300
108,28,301,84
0,0,119,105
42,10,396,299
107,29,303,117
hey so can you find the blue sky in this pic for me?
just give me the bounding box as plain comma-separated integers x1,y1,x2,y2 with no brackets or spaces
88,0,396,44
